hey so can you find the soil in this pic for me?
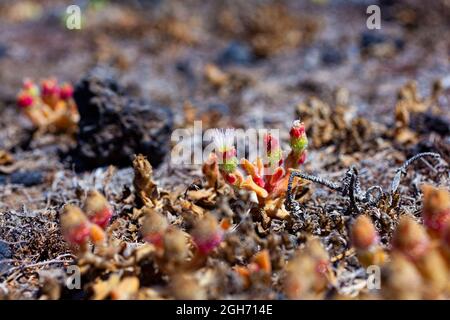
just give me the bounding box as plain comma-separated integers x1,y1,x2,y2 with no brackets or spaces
0,0,449,299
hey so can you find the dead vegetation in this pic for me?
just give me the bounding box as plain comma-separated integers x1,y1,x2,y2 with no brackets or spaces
0,0,449,300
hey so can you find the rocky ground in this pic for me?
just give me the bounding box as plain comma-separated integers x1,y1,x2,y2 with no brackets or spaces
0,0,449,299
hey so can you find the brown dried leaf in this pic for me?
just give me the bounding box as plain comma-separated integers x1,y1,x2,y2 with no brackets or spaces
133,154,158,206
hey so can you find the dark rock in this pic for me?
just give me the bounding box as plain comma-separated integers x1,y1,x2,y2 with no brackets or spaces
217,41,254,66
297,79,323,94
175,59,192,75
410,112,450,136
175,59,196,85
68,67,173,171
321,46,345,66
360,31,404,54
0,171,44,186
360,32,387,50
394,38,405,50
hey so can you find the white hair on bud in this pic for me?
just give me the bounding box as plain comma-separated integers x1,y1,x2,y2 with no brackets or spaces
212,128,235,152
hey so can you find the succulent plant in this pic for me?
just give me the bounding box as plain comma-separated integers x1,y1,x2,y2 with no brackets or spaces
16,78,79,132
140,208,169,248
60,190,112,249
350,215,387,267
283,238,330,299
84,190,114,229
60,205,92,247
191,213,224,255
204,120,308,203
421,184,450,236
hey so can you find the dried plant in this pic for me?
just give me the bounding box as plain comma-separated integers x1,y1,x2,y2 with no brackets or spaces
286,152,443,214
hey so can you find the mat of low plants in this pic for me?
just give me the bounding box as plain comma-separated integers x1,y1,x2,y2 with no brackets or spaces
0,0,449,300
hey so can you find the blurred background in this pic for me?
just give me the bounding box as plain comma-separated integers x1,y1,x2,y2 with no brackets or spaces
0,0,449,130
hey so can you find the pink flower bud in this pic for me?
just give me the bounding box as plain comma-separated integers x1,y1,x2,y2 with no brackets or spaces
225,173,237,185
422,185,450,235
163,227,189,263
83,190,113,229
41,78,59,97
289,121,305,138
192,214,223,255
17,93,34,108
351,215,379,250
23,79,34,90
59,83,74,100
288,120,308,167
60,205,91,246
392,216,430,261
141,210,168,248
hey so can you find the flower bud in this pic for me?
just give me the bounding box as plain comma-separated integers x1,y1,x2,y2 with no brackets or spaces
22,79,39,96
285,120,308,169
17,92,34,108
40,78,60,110
192,214,223,255
59,83,74,100
163,227,189,263
283,238,330,299
351,215,379,251
421,184,450,235
351,215,387,267
223,171,244,187
84,190,113,229
41,78,59,97
140,209,168,247
60,205,91,246
213,129,238,174
392,215,430,261
381,253,424,300
289,120,308,154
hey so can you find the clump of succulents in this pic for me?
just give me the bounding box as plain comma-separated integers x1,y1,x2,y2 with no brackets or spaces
203,120,308,203
60,190,112,251
282,238,331,299
16,78,79,132
349,184,450,299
